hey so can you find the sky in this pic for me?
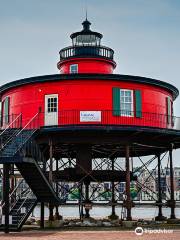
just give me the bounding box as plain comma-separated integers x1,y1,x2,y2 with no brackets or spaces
0,0,180,166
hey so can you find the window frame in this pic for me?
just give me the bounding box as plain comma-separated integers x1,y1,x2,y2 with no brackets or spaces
47,96,58,113
166,96,174,126
70,64,78,74
120,89,134,117
2,96,10,124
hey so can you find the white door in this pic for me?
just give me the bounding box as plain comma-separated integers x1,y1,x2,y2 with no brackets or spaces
44,94,58,126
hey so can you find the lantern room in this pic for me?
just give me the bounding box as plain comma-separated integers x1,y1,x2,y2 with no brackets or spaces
71,19,102,46
57,19,116,74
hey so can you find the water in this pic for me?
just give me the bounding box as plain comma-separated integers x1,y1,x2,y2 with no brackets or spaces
32,206,180,220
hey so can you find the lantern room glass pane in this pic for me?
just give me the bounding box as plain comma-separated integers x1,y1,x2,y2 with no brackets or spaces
73,34,101,46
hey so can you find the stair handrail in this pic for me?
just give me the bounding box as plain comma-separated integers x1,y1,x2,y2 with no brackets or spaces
16,112,39,136
10,112,40,156
0,112,40,156
9,179,24,200
16,189,34,214
0,113,22,136
1,179,23,208
17,193,37,229
1,179,28,210
10,188,31,213
0,113,22,150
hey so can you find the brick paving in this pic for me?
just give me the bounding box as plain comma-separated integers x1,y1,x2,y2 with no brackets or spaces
0,230,180,240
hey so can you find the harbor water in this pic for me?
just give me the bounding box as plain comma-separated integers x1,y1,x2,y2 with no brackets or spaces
32,206,180,220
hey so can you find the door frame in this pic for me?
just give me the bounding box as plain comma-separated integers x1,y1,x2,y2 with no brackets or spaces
44,94,58,126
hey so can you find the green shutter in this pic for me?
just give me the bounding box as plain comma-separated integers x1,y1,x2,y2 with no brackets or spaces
112,87,121,116
135,90,142,118
166,97,171,124
4,97,9,124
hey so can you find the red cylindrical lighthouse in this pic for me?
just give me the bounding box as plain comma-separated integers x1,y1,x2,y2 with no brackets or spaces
1,19,180,231
0,19,178,130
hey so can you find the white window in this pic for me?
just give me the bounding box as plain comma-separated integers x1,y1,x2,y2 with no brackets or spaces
47,97,57,113
70,64,78,74
120,89,134,116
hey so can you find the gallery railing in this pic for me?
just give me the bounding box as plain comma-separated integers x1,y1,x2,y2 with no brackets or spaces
59,45,114,61
38,110,180,130
1,111,180,130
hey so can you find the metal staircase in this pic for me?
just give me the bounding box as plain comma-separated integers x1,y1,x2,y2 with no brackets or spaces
0,113,60,231
15,156,59,203
1,180,37,231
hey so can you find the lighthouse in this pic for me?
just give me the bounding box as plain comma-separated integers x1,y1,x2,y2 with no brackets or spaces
0,19,180,232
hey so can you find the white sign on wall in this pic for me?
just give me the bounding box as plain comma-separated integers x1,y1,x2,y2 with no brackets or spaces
80,111,101,122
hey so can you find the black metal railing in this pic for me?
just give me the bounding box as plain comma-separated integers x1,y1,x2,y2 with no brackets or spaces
1,111,180,131
0,112,40,156
0,114,22,150
0,113,22,129
39,110,180,130
8,112,40,156
1,179,34,211
0,179,37,229
59,45,114,60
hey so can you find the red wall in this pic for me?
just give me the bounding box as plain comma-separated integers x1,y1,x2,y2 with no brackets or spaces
57,58,116,74
1,79,173,129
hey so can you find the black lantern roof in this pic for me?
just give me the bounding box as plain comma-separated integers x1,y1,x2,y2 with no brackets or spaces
70,19,103,46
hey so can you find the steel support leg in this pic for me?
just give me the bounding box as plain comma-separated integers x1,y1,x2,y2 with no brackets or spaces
169,146,176,219
3,164,10,233
111,158,116,216
125,145,132,221
48,139,54,221
84,181,90,218
111,181,115,216
54,159,61,220
155,154,165,220
49,139,53,183
76,145,92,218
40,202,44,228
48,204,54,221
79,183,84,220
